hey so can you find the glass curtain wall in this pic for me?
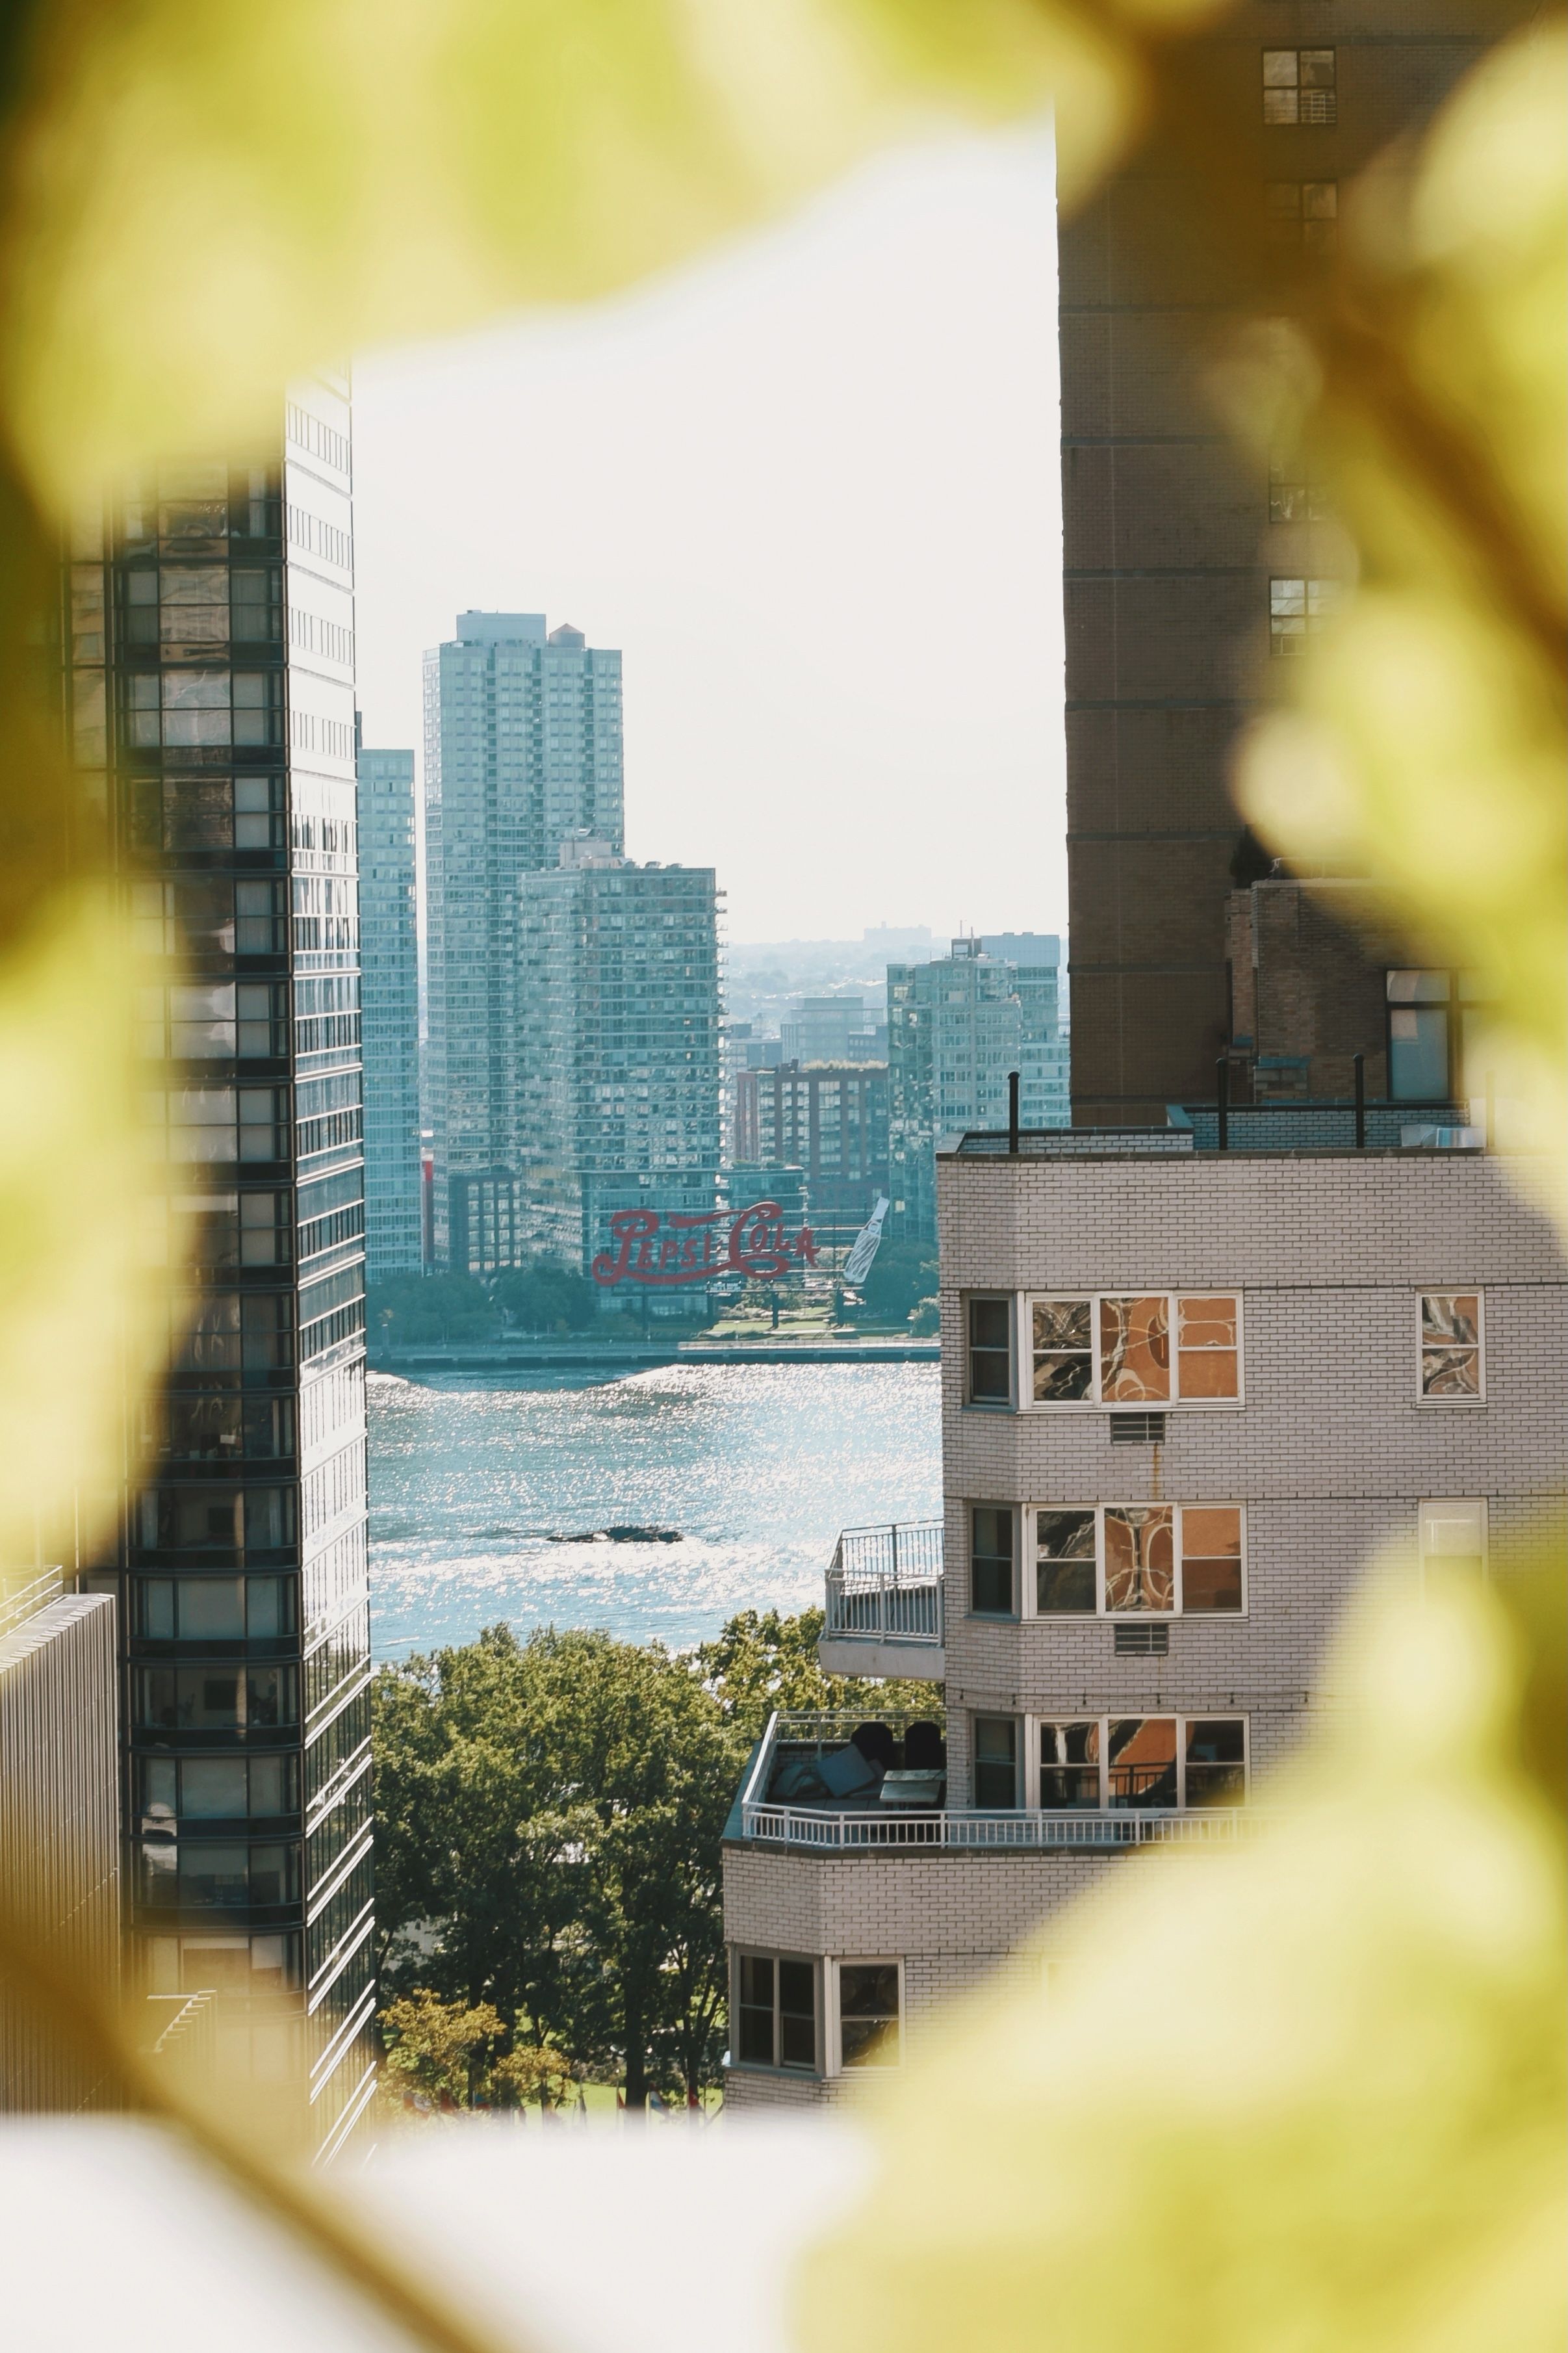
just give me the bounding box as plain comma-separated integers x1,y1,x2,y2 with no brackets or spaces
64,378,376,2159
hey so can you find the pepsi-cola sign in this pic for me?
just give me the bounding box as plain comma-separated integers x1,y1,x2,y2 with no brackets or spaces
591,1201,817,1288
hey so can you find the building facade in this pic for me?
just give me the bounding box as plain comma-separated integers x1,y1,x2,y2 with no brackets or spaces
0,1575,120,2113
63,386,376,2159
745,1060,890,1246
355,742,422,1279
514,837,721,1272
1223,876,1495,1113
721,1123,1565,2103
887,938,1069,1241
781,996,886,1064
423,612,624,1272
1062,3,1507,1124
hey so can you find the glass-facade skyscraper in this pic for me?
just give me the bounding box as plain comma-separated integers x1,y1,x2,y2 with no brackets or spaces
63,374,376,2158
355,742,422,1280
423,612,624,1272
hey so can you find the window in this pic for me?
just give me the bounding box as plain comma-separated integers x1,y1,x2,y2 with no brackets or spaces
138,1754,297,1823
138,1837,300,1912
970,1506,1015,1617
1038,1721,1099,1808
1183,1721,1248,1806
1419,1293,1484,1401
836,1962,901,2069
1268,450,1332,524
1387,970,1452,1099
1270,576,1339,655
135,1485,296,1557
966,1295,1012,1403
972,1717,1018,1809
1034,1505,1244,1616
1266,179,1338,252
1419,1499,1488,1582
133,1574,297,1640
133,1662,300,1733
1263,49,1336,124
734,1953,817,2072
1103,1507,1174,1611
1035,1509,1096,1613
1035,1716,1246,1810
1029,1294,1241,1408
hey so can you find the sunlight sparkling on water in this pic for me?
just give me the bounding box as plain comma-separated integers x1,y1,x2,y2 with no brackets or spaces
366,1362,941,1659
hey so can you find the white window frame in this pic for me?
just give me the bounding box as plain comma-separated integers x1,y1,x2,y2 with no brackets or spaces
963,1291,1016,1409
1020,1291,1245,1412
970,1711,1023,1810
827,1956,905,2075
1023,1502,1248,1618
730,1947,821,2076
1415,1289,1486,1406
1023,1712,1250,1812
967,1501,1020,1620
1419,1499,1489,1585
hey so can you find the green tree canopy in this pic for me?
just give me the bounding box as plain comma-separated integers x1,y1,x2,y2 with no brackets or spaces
493,1259,597,1334
367,1273,498,1347
855,1240,939,1326
372,1623,749,2105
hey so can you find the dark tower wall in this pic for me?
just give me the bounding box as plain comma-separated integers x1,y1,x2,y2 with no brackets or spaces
1062,1,1511,1124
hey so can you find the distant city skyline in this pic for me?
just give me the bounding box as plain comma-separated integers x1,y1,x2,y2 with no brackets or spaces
353,125,1062,947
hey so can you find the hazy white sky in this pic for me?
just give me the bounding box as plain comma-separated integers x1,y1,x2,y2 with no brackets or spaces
352,122,1062,946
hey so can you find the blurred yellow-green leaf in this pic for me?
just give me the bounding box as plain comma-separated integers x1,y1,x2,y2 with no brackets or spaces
1235,16,1567,1220
0,892,166,1578
795,1563,1568,2353
0,0,1131,507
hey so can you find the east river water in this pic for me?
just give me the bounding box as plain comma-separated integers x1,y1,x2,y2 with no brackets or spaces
366,1362,941,1662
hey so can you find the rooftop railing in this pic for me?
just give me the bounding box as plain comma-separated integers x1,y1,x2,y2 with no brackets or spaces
0,1566,64,1644
824,1522,944,1648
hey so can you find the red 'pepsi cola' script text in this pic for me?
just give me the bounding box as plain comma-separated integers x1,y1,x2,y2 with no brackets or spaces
591,1201,818,1288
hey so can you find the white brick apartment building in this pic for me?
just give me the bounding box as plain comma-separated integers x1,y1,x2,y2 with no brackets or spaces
721,1124,1566,2107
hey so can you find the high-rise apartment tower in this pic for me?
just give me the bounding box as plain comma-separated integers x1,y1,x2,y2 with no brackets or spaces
887,937,1068,1240
1062,1,1510,1123
63,381,376,2158
515,836,721,1271
355,741,422,1279
423,612,624,1271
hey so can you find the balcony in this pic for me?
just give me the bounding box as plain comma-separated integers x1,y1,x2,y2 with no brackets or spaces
732,1711,1260,1852
817,1522,944,1680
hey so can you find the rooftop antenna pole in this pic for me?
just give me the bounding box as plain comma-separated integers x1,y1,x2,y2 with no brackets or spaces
1216,1058,1229,1152
1008,1071,1021,1156
1353,1052,1366,1149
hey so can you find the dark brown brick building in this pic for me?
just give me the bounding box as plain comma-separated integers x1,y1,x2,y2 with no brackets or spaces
1062,0,1513,1124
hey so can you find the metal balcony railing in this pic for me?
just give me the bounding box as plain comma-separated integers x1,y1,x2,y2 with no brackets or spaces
739,1801,1259,1850
823,1523,944,1647
736,1711,1259,1850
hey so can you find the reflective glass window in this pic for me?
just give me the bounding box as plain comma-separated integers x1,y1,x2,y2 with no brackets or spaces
1035,1509,1096,1615
1104,1507,1176,1613
1033,1299,1092,1401
1099,1297,1170,1403
1420,1293,1482,1399
1039,1721,1099,1808
1107,1717,1178,1808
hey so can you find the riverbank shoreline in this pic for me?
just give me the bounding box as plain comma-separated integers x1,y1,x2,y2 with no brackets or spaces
370,1336,939,1376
